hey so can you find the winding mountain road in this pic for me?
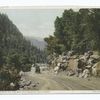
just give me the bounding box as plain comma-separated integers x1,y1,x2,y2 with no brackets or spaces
22,71,100,90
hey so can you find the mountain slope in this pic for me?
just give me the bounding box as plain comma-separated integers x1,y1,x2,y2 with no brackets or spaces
0,13,47,90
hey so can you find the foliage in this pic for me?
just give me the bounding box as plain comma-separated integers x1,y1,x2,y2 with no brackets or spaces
44,9,100,54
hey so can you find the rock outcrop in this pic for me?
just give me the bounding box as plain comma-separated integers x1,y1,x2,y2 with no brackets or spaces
48,51,100,78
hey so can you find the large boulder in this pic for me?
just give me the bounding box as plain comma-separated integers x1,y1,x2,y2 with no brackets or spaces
19,71,25,76
59,61,69,71
90,55,100,60
9,82,16,90
87,58,95,66
77,59,86,70
92,61,100,76
80,55,89,63
54,66,59,74
85,65,92,69
75,68,83,77
51,57,58,68
71,55,79,59
57,55,63,63
67,50,74,56
67,59,78,71
81,69,90,78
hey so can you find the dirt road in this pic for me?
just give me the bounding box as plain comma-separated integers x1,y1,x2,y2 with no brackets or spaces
21,71,100,90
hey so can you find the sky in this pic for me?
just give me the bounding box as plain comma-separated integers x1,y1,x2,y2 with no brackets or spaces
0,9,64,38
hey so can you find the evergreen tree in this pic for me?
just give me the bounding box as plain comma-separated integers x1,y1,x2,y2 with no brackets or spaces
44,9,100,54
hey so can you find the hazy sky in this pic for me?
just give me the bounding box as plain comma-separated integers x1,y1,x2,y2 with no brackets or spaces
0,9,64,38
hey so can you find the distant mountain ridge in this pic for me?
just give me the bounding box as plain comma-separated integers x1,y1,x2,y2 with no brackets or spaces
25,36,47,50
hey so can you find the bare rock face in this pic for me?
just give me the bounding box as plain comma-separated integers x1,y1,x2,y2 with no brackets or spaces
68,59,78,71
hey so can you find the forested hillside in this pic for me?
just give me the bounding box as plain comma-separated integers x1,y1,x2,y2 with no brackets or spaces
44,9,100,55
0,13,46,90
